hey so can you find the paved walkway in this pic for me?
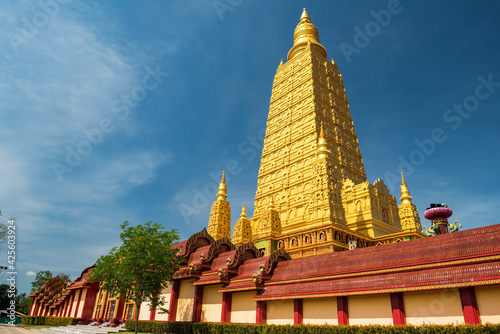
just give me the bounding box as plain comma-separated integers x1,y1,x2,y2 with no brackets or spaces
0,324,34,334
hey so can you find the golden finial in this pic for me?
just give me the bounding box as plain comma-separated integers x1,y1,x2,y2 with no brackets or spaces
400,171,412,204
240,203,247,219
217,170,228,201
288,8,327,60
300,8,311,22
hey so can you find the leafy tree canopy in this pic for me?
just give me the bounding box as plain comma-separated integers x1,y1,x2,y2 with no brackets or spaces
30,270,53,293
89,221,182,334
0,284,13,310
0,210,7,244
30,270,71,293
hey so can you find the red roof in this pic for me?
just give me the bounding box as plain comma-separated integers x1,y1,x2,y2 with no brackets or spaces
255,224,500,300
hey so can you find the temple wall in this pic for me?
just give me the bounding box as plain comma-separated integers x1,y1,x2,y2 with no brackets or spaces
76,289,87,318
138,301,150,321
231,291,256,323
176,279,195,322
201,284,223,322
267,299,294,325
303,297,337,325
404,289,464,325
475,285,500,324
154,285,172,321
348,294,392,325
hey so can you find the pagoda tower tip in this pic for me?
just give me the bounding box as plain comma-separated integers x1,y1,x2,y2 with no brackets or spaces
400,171,412,204
217,170,228,201
240,203,247,219
300,8,310,22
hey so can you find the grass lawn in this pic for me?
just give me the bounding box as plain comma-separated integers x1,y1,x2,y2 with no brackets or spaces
17,324,53,329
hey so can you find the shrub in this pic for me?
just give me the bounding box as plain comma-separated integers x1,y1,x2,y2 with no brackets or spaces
120,321,500,334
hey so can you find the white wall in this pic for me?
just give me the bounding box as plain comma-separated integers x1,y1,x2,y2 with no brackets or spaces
303,297,337,325
404,289,464,325
201,284,223,322
231,291,256,323
348,294,393,326
267,299,294,325
475,285,500,324
176,279,195,322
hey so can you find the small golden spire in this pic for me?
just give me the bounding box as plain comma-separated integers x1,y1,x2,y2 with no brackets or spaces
300,8,310,22
400,171,412,204
240,203,247,219
279,59,283,66
317,124,330,159
217,170,228,201
268,197,275,210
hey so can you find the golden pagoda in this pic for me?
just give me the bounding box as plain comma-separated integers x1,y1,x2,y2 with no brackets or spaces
207,9,424,258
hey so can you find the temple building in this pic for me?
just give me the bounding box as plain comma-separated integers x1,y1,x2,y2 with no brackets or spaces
29,8,500,327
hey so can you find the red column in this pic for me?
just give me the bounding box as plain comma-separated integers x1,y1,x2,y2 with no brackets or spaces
32,299,40,316
115,298,126,320
256,301,267,324
221,292,232,323
149,306,156,321
337,296,349,325
294,299,303,325
81,285,99,319
168,281,180,322
192,285,204,323
459,287,480,324
390,292,406,325
76,289,85,317
67,293,75,318
57,303,64,317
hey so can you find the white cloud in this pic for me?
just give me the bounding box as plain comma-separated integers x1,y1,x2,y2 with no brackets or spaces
26,271,36,276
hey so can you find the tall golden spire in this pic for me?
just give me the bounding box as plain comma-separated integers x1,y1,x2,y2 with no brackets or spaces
288,8,327,60
217,170,228,201
400,171,413,205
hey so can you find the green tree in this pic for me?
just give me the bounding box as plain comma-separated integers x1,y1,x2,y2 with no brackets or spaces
0,210,7,244
29,271,71,294
30,270,53,293
90,221,182,334
16,293,31,315
0,284,12,310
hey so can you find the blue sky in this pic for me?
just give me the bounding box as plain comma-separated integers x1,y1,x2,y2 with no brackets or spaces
1,1,499,294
